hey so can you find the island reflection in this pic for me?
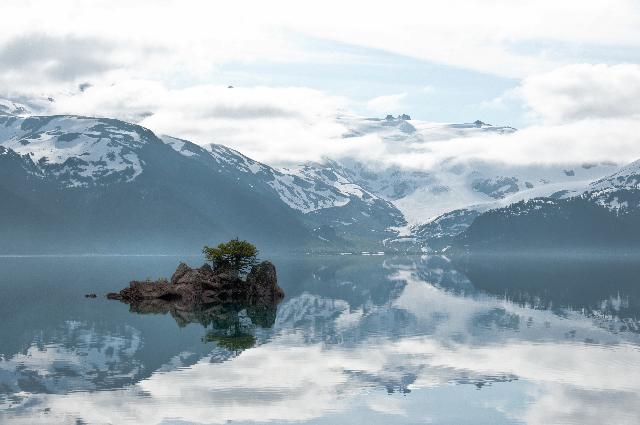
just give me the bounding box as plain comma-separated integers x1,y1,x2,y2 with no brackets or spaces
130,298,278,353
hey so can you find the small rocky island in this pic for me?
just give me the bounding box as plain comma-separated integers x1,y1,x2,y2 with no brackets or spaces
107,240,284,313
107,260,284,305
106,239,284,353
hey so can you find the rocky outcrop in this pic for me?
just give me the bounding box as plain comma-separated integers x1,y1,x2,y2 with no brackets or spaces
107,261,284,306
106,263,282,352
245,261,284,302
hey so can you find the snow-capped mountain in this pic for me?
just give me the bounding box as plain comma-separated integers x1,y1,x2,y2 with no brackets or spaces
170,136,395,216
590,159,640,192
331,157,619,226
0,115,309,253
586,159,640,212
0,114,152,187
4,98,638,254
447,160,640,253
0,108,397,216
411,208,480,252
0,109,403,253
160,135,405,236
321,114,624,252
0,99,31,116
321,115,619,228
408,161,622,251
338,115,516,143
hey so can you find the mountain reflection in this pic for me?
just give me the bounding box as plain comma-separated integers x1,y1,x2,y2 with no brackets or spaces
1,255,640,424
449,254,640,320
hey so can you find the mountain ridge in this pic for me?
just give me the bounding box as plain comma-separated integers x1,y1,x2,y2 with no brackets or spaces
448,161,640,253
3,102,638,254
0,110,403,254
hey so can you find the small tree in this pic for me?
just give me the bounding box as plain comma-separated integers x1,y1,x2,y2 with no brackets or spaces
203,238,258,274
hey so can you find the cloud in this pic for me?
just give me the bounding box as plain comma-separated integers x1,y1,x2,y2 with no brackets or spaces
28,74,640,170
0,3,637,170
483,63,640,125
0,34,117,81
404,63,640,172
373,64,640,170
522,384,640,425
0,1,302,98
405,118,640,167
0,34,131,99
518,63,640,123
366,93,407,115
256,0,640,78
0,0,638,89
44,80,356,165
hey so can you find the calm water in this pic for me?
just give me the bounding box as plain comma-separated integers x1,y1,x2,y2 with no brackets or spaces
1,254,639,424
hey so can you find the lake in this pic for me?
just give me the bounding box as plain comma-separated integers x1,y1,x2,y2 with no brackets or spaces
1,254,639,424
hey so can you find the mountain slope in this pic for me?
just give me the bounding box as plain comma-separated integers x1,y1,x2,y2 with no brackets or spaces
0,115,310,253
161,136,405,246
0,112,404,254
450,161,640,253
324,116,618,227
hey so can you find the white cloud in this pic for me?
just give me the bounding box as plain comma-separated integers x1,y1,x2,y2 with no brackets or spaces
518,63,640,123
45,80,359,165
29,75,640,170
393,118,640,168
0,0,638,92
365,93,407,115
0,3,638,170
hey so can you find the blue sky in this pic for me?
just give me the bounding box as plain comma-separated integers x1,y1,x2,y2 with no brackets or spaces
215,38,522,126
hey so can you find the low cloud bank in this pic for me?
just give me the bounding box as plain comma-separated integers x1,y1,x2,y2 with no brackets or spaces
32,63,640,169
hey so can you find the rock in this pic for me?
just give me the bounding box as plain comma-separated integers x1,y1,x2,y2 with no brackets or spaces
176,269,201,286
85,293,97,298
123,281,177,301
245,261,284,303
107,261,284,308
171,262,191,284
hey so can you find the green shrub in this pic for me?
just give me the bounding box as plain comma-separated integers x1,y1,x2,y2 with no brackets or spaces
203,238,258,274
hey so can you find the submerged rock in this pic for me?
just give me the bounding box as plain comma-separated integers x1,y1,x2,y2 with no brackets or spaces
106,261,284,306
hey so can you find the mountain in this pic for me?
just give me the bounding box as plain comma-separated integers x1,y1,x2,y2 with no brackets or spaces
318,115,620,251
450,160,640,253
588,159,640,198
411,208,480,252
0,114,306,253
4,104,634,255
332,158,619,226
161,136,405,247
325,116,618,228
0,111,403,254
0,99,31,117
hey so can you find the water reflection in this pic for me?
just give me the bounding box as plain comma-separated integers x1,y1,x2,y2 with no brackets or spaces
125,298,278,354
1,255,639,424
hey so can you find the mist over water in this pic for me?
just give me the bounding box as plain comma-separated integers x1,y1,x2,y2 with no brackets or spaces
1,254,639,424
